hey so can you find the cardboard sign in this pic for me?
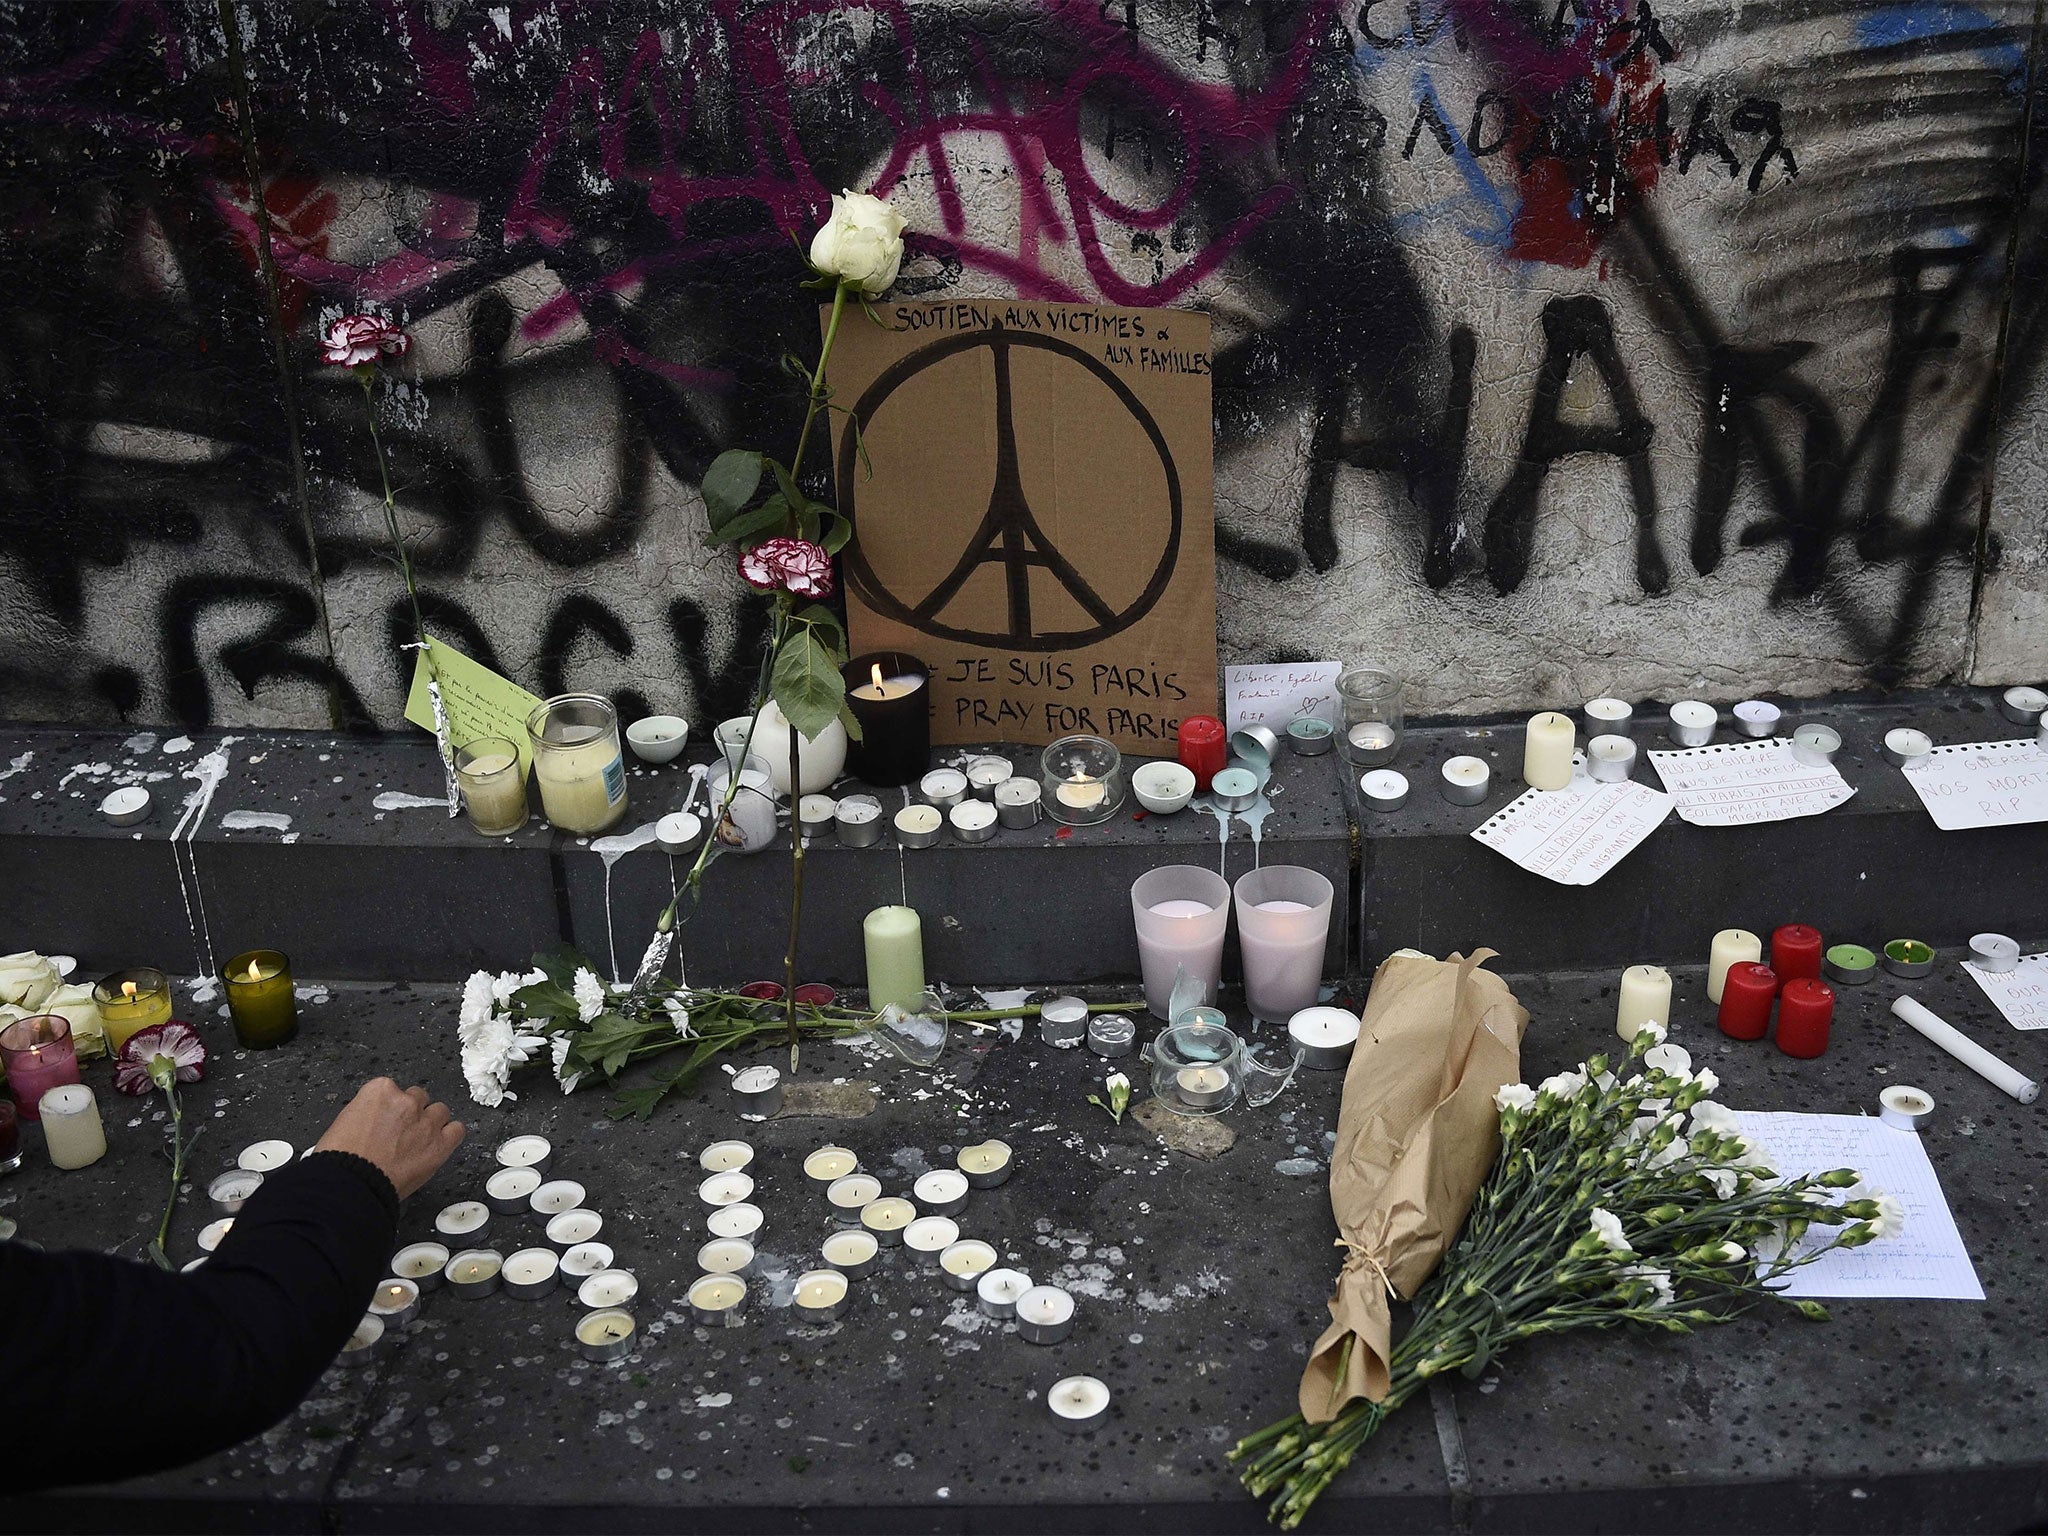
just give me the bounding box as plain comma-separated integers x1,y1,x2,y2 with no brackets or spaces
826,300,1215,755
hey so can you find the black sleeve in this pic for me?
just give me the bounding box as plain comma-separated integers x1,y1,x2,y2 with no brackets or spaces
0,1148,399,1492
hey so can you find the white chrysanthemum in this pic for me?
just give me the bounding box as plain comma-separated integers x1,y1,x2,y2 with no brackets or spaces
459,971,497,1045
491,967,546,1009
1538,1069,1588,1100
550,1034,583,1096
460,1015,544,1107
1643,1042,1691,1076
1587,1207,1633,1255
1494,1083,1536,1113
1620,1263,1674,1309
663,994,695,1037
572,968,607,1024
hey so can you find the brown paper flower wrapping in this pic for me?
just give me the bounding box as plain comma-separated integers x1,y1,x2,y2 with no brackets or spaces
1297,950,1528,1423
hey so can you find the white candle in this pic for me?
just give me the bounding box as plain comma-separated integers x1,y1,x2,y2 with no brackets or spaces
1891,996,2041,1103
494,1134,551,1171
894,804,943,840
826,1174,884,1216
1347,722,1397,755
1150,897,1215,919
1176,1064,1231,1107
853,669,922,701
912,1169,969,1213
1360,769,1409,810
976,1267,1032,1317
2004,685,2048,721
797,794,838,834
502,1247,559,1291
1732,699,1781,738
940,1239,997,1282
1885,727,1934,763
338,1315,385,1363
1256,898,1311,914
699,1139,755,1173
903,1215,960,1259
530,1179,586,1215
1017,1284,1075,1327
949,800,997,838
822,1229,879,1273
1791,723,1841,763
707,1202,765,1241
578,1268,639,1310
392,1242,450,1281
956,1140,1013,1185
1440,756,1490,804
369,1276,421,1323
444,1248,503,1291
696,1238,755,1276
434,1200,491,1239
576,1307,636,1354
1586,734,1636,782
687,1273,745,1319
966,757,1013,796
793,1269,849,1316
197,1217,234,1252
1616,964,1673,1040
861,1197,917,1239
1706,929,1763,1004
1048,1375,1110,1431
208,1169,263,1212
698,1171,755,1208
1056,774,1106,810
1584,697,1633,734
546,1209,604,1248
836,798,881,827
804,1146,860,1184
1287,1006,1361,1070
920,768,969,805
486,1165,541,1207
560,1240,614,1277
237,1139,294,1173
1522,711,1575,791
1668,700,1717,745
39,1083,106,1170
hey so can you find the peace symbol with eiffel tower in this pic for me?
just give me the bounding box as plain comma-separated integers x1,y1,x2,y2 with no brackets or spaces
836,322,1184,651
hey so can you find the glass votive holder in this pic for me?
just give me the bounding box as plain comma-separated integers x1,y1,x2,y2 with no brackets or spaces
1130,866,1232,1018
0,1015,81,1120
224,949,297,1049
91,966,174,1054
1145,1017,1243,1117
1337,667,1403,767
456,737,529,835
526,692,628,835
1042,735,1124,826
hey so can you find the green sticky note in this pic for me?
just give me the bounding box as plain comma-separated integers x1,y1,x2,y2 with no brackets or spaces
403,635,545,778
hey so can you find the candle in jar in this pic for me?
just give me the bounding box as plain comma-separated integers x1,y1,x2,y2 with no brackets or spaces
1776,978,1835,1059
1771,924,1824,982
1055,773,1105,810
223,950,297,1049
699,1139,755,1174
1717,962,1779,1041
1346,722,1397,758
455,741,528,835
1522,711,1575,791
1615,965,1672,1041
804,1146,860,1185
1706,929,1763,1004
91,968,173,1053
863,906,925,1014
1176,1064,1232,1108
531,717,627,834
238,1138,295,1173
38,1082,106,1169
0,1016,80,1120
854,666,922,701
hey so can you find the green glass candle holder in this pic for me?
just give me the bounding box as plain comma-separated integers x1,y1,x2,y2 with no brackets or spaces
225,949,297,1049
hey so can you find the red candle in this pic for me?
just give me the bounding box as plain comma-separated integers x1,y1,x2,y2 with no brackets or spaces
1717,962,1778,1042
1776,977,1835,1058
1771,924,1823,982
1177,715,1228,792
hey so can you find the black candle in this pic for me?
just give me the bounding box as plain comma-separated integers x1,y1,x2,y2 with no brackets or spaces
843,651,930,787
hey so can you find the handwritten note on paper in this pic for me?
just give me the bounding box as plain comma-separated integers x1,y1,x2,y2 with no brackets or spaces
1901,739,2048,830
1731,1111,1982,1300
1964,951,2048,1031
404,635,545,776
1645,738,1855,827
1223,662,1342,735
1470,777,1673,886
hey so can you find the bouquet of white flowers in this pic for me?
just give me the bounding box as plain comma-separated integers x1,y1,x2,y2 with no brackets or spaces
1232,1022,1900,1528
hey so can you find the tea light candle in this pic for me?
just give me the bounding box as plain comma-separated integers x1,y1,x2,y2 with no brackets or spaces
949,799,998,842
699,1171,754,1208
732,1064,783,1118
697,1205,761,1249
798,794,839,836
1286,718,1335,755
1345,722,1397,762
976,1267,1032,1319
1776,977,1835,1059
994,777,1044,827
1882,938,1936,978
1999,684,2048,726
939,1239,998,1291
393,1242,450,1288
894,803,943,848
100,785,152,825
1584,697,1633,735
494,1134,552,1175
805,1146,860,1185
486,1165,542,1214
835,795,884,848
577,1268,640,1310
966,756,1014,798
1615,964,1672,1041
912,1168,970,1217
1048,1375,1109,1433
369,1276,421,1327
446,1249,503,1298
1706,929,1762,1004
1883,728,1934,767
861,1197,917,1244
656,811,703,854
223,949,296,1048
793,1268,851,1324
1359,769,1409,812
208,1169,263,1214
957,1140,1013,1189
699,1139,755,1174
530,1179,586,1216
1038,995,1089,1048
904,1215,960,1262
1667,700,1717,747
545,1208,603,1249
337,1314,385,1367
1823,944,1878,986
576,1307,637,1361
1087,1014,1136,1058
827,1174,884,1223
821,1228,879,1280
920,767,969,808
1790,723,1841,766
1879,1084,1936,1131
1440,756,1490,805
1208,766,1260,811
1772,924,1824,981
696,1238,756,1277
1287,1006,1360,1071
1055,774,1106,811
34,1079,102,1168
1717,962,1779,1041
1522,711,1575,791
1969,932,2021,972
238,1139,295,1173
1732,699,1781,738
1015,1284,1077,1345
1175,1064,1232,1109
434,1201,492,1241
1586,734,1636,783
687,1273,746,1326
560,1240,614,1278
502,1247,560,1299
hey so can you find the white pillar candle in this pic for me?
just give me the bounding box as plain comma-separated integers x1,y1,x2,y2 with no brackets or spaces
861,1197,917,1243
804,1146,860,1185
1706,929,1763,1004
976,1267,1032,1319
39,1083,106,1170
1522,711,1575,791
903,1215,960,1260
707,1202,764,1241
696,1238,756,1276
699,1139,755,1173
1668,700,1717,746
494,1134,551,1172
392,1242,450,1284
577,1268,640,1310
1439,755,1490,805
530,1179,587,1215
434,1200,492,1240
697,1171,755,1208
1616,964,1673,1040
1584,697,1633,735
1047,1375,1110,1432
237,1138,294,1173
560,1240,615,1278
1891,996,2041,1103
1585,734,1637,783
546,1208,604,1249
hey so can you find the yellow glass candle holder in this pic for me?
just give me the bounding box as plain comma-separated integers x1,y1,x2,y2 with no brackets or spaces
456,737,529,836
92,967,175,1053
225,950,297,1049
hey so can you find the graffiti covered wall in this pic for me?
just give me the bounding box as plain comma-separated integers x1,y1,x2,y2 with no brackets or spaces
0,0,2042,729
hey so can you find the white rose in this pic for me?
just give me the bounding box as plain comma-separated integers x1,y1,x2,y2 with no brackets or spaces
1493,1082,1536,1113
39,982,107,1059
0,951,58,1010
809,190,906,296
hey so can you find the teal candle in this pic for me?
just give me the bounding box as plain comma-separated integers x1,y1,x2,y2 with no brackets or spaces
863,906,925,1013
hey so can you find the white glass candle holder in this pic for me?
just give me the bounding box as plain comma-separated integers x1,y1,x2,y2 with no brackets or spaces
1337,668,1403,767
456,737,529,836
1041,735,1124,826
1130,865,1231,1018
1233,865,1335,1024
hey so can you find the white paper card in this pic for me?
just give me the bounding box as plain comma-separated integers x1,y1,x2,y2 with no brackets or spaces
1646,738,1855,826
1731,1111,1982,1301
1900,739,2048,830
1964,951,2048,1031
1470,776,1673,886
1223,662,1341,735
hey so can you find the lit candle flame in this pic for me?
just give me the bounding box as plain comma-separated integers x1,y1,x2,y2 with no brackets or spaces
870,662,884,691
245,959,262,982
122,980,137,1001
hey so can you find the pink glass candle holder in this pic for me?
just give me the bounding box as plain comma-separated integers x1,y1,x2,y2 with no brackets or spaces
1232,866,1335,1023
1,1015,82,1122
1130,865,1232,1018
